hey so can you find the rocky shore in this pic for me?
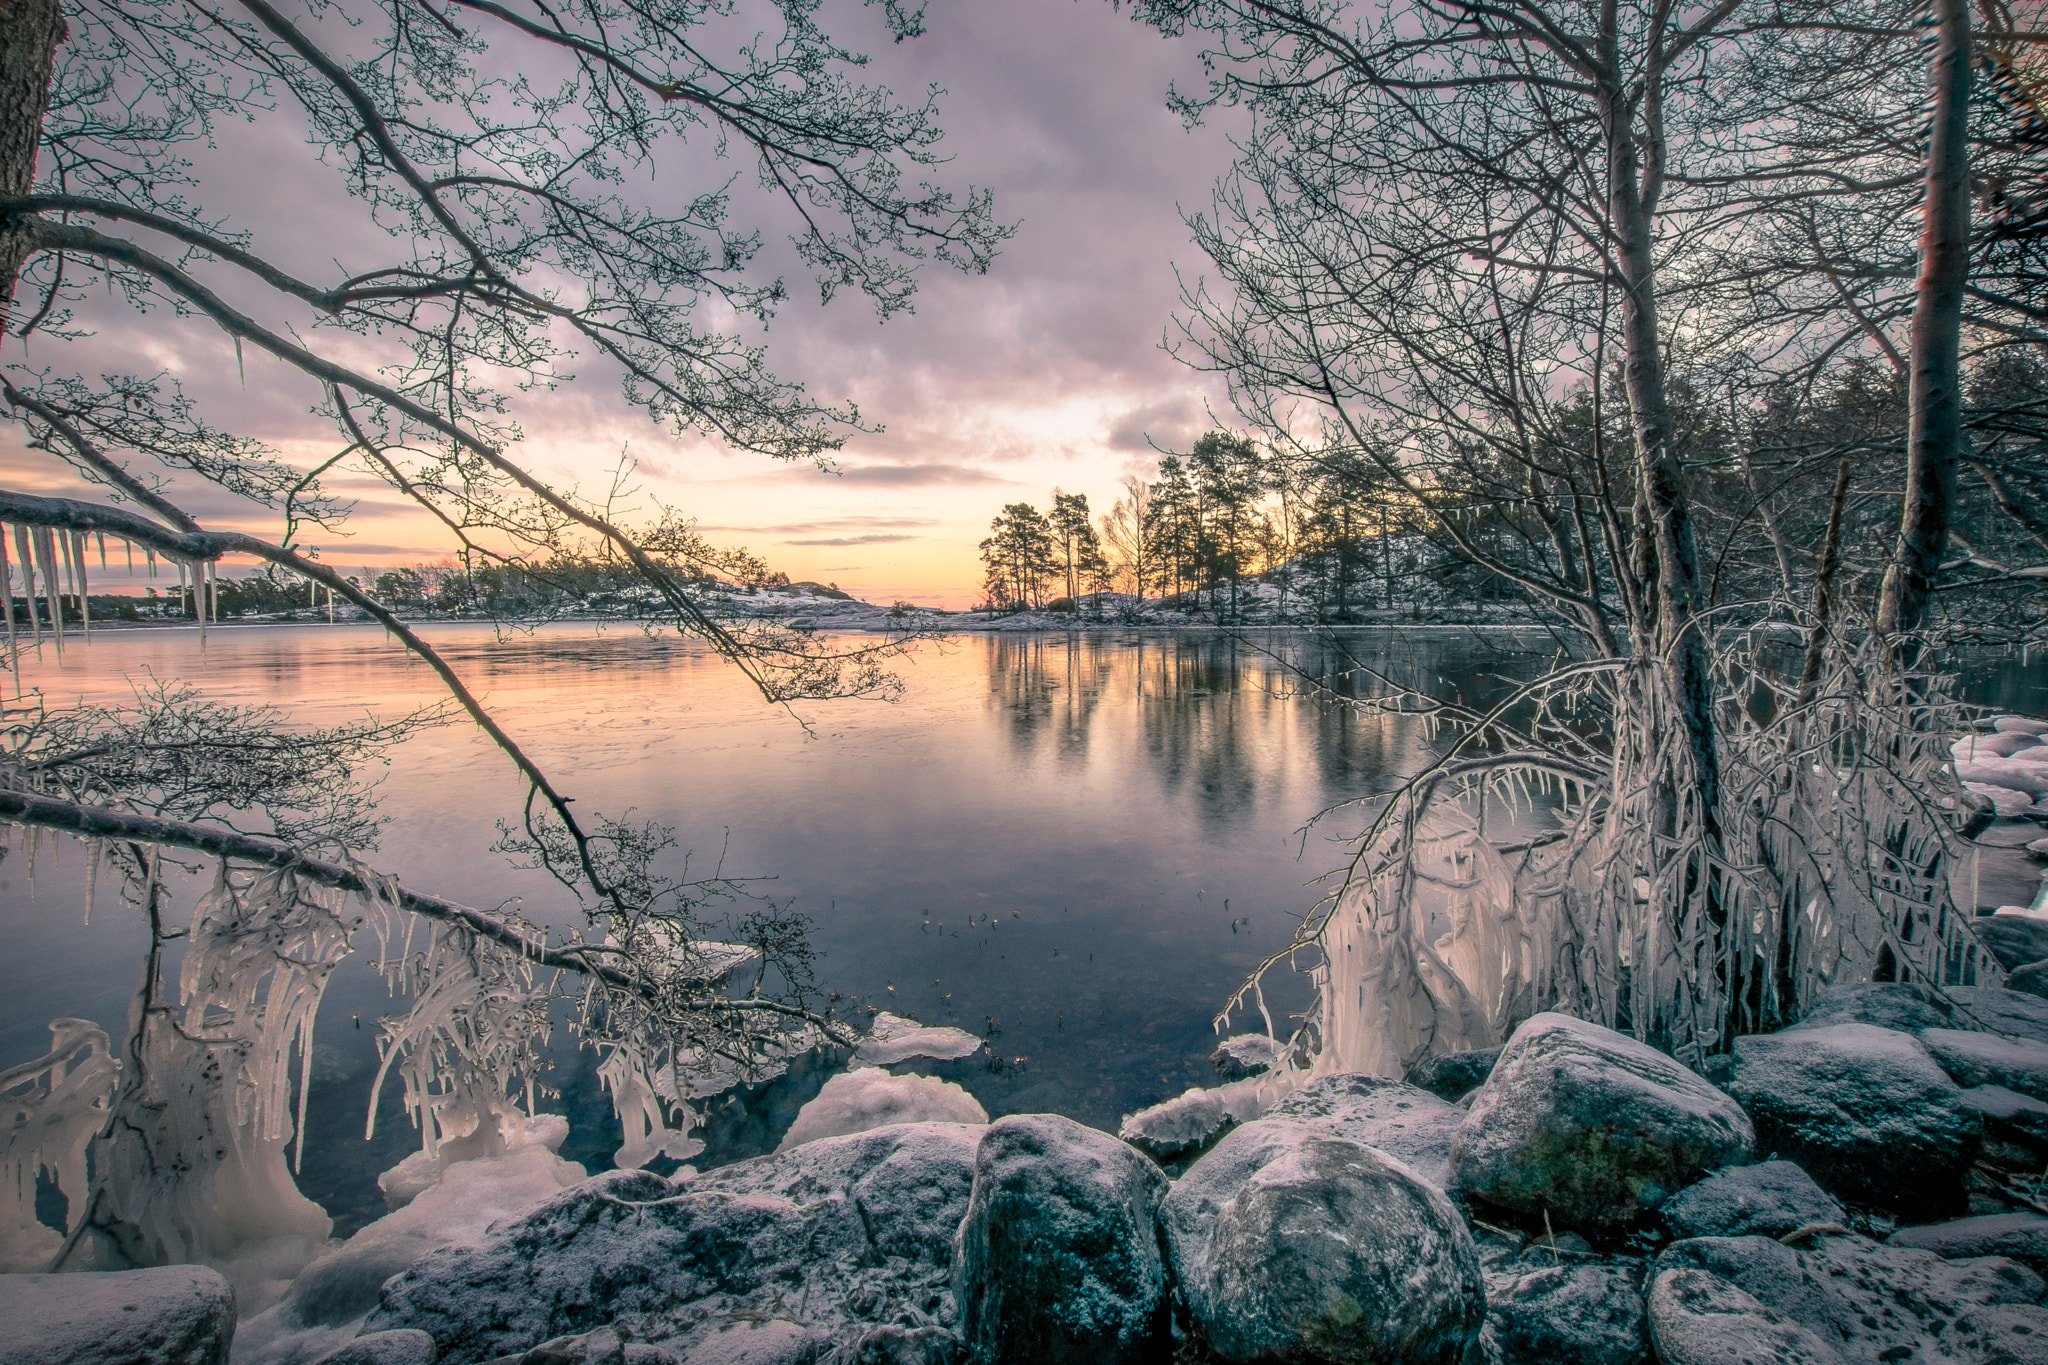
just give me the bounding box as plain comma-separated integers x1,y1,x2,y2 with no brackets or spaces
15,975,2048,1365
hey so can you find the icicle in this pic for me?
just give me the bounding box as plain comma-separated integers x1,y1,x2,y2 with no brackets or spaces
234,336,246,387
146,546,156,580
196,561,207,645
327,585,335,624
0,527,17,688
96,533,105,572
125,538,133,577
71,532,89,640
14,526,39,650
36,528,63,659
83,841,98,925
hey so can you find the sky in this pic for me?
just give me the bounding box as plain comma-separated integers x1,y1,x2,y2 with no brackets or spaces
1,1,1248,609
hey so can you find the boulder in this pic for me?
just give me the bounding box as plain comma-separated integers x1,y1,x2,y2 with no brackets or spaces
1968,916,2048,973
1405,1048,1501,1103
1727,1023,1980,1216
313,1332,438,1365
1889,1214,2048,1278
0,1265,236,1365
1646,1268,1844,1365
1659,1160,1844,1241
502,1328,623,1364
1210,1035,1282,1081
1657,1232,2046,1363
1450,1013,1754,1233
841,1324,963,1365
952,1114,1171,1365
1963,1084,2048,1171
1949,985,2048,1044
1482,1264,1648,1365
1788,981,1955,1034
368,1123,981,1363
1117,1078,1269,1166
1922,1026,2048,1100
674,1320,813,1365
1268,1073,1463,1190
1197,1133,1484,1365
2010,961,2048,1000
1162,1118,1322,1327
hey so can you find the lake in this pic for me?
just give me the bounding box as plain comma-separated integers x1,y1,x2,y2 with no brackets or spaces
3,622,2040,1234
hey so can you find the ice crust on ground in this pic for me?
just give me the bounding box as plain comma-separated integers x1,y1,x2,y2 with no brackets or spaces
850,1012,985,1065
777,1068,988,1151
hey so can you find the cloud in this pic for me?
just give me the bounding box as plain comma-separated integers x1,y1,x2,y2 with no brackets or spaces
699,516,938,533
1107,396,1209,453
810,463,1016,486
783,533,921,546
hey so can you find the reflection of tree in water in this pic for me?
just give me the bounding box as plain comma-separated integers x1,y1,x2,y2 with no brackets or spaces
985,635,1112,767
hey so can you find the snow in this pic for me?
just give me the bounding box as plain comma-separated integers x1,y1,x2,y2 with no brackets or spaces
851,1012,985,1065
777,1069,988,1151
1965,781,2037,816
235,1126,586,1365
1995,717,2048,736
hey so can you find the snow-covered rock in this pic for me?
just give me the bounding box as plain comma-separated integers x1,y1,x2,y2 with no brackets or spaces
1117,1077,1273,1166
1970,913,2048,970
1193,1132,1484,1365
307,1329,437,1365
1964,780,2037,815
1994,717,2048,736
776,1069,987,1151
1790,981,1956,1034
952,1114,1171,1365
236,1141,588,1365
1659,1160,1844,1241
1481,1264,1648,1365
1449,1014,1754,1233
1949,985,2048,1043
1656,1232,2047,1364
1954,732,2047,759
1267,1073,1463,1191
367,1123,982,1363
1646,1268,1844,1365
1963,1083,2048,1171
1890,1214,2048,1279
1405,1047,1502,1102
1728,1023,1980,1216
2009,960,2048,999
1920,1026,2048,1101
851,1012,985,1066
1209,1034,1282,1081
0,1265,236,1365
1161,1113,1483,1364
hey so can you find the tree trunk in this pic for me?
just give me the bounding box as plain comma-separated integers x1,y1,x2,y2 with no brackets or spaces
1877,0,1972,638
0,0,62,327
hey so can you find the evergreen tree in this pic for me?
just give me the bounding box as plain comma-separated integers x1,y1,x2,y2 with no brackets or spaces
979,503,1057,610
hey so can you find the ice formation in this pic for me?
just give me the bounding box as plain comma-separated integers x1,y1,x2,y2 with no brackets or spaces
777,1069,988,1150
1,1018,117,1271
850,1012,985,1065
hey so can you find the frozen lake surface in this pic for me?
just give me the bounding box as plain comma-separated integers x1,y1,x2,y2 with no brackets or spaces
3,622,2039,1232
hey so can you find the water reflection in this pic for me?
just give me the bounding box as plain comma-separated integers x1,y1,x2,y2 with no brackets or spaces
2,623,2022,1231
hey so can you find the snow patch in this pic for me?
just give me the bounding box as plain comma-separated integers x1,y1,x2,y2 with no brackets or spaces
852,1012,985,1065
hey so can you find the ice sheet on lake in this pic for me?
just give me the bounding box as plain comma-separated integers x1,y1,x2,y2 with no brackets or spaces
851,1011,984,1065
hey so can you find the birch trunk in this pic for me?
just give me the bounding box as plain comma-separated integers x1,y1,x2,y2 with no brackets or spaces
1878,0,1972,637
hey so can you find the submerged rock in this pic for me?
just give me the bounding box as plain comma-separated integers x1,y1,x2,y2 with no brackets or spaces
0,1265,236,1365
1405,1047,1502,1103
1659,1160,1844,1241
952,1114,1170,1365
367,1124,980,1363
1727,1023,1980,1216
1789,981,1956,1034
1889,1213,2048,1279
1449,1013,1754,1234
1268,1073,1463,1190
1482,1264,1648,1365
1656,1232,2046,1363
1646,1268,1844,1365
1196,1133,1484,1365
1210,1034,1283,1081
